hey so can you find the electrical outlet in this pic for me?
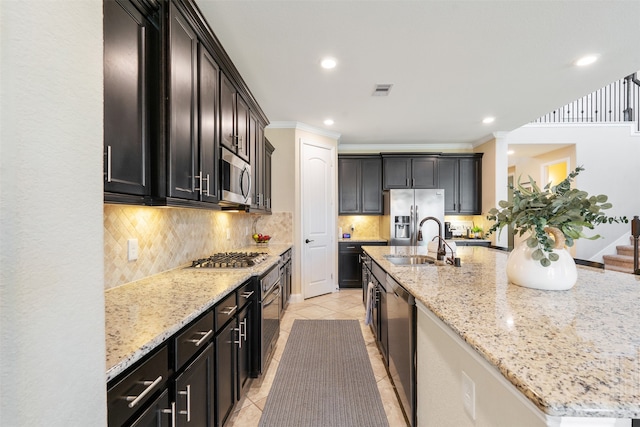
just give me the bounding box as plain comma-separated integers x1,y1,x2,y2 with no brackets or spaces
462,371,476,420
226,228,231,240
127,239,138,261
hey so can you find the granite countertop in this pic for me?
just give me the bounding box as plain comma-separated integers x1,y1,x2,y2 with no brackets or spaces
105,243,292,382
363,245,640,419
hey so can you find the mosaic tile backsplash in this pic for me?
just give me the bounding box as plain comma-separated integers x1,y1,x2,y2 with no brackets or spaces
104,205,293,289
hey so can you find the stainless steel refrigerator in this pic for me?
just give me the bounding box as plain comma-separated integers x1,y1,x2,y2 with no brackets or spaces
381,189,445,246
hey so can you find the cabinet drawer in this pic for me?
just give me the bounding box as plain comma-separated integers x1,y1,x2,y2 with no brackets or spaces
215,291,238,331
339,242,362,253
107,346,169,427
237,280,256,309
174,310,214,371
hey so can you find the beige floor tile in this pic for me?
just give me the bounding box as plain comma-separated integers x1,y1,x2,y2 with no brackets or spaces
225,401,263,427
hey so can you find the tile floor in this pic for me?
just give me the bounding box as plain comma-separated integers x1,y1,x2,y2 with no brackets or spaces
225,288,408,426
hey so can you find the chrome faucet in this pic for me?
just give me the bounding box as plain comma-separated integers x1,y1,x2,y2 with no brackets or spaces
418,216,445,260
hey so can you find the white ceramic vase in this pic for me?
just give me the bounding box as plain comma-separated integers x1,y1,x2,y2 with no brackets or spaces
506,227,577,291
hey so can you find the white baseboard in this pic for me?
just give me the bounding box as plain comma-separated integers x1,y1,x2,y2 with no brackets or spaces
289,293,304,303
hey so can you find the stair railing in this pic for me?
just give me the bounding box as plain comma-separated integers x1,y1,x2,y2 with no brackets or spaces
632,215,639,275
533,73,640,132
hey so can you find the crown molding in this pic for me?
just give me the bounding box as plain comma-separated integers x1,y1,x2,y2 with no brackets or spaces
266,121,342,140
337,142,473,153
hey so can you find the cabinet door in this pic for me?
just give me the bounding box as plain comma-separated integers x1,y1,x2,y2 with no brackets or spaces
237,304,252,399
383,157,411,189
169,3,198,200
130,389,171,427
438,157,458,214
412,157,438,188
264,141,273,211
219,73,236,153
103,0,155,197
198,46,219,203
338,244,362,288
236,96,250,162
338,158,361,214
249,113,264,209
175,344,214,427
214,320,236,427
458,157,481,214
361,158,383,214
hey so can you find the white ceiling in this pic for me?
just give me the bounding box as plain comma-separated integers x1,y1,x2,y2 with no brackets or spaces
197,1,640,150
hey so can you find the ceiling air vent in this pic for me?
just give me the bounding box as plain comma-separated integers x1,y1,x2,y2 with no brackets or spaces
372,84,393,96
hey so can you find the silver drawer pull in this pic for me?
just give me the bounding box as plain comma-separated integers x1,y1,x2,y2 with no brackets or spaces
126,375,163,408
187,329,213,347
241,291,254,299
221,305,237,316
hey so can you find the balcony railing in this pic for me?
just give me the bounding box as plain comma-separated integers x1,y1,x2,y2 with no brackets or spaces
532,73,640,132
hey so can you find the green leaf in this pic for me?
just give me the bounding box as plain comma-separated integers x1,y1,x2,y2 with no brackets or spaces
540,258,551,267
526,237,538,248
532,249,544,260
548,253,559,261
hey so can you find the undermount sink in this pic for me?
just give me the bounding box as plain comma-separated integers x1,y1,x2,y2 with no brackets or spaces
385,255,436,266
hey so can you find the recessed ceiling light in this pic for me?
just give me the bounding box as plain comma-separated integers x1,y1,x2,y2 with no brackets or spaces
575,55,598,67
324,119,334,126
321,58,337,69
482,117,495,124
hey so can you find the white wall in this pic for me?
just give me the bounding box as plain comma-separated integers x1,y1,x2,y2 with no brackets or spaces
0,1,107,425
505,124,640,261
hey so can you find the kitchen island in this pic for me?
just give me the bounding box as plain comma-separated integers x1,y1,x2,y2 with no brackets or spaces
105,243,292,381
363,245,640,426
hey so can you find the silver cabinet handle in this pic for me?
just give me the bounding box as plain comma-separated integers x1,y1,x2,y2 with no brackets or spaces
194,172,203,193
187,329,213,347
178,384,191,422
126,375,163,408
161,401,176,427
106,145,112,182
221,305,237,316
234,326,242,348
240,317,247,341
241,291,254,299
203,173,210,196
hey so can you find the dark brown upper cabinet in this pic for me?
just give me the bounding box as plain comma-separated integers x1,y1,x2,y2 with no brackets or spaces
220,73,250,163
438,154,483,215
338,155,383,215
382,155,438,189
103,0,160,203
166,1,219,204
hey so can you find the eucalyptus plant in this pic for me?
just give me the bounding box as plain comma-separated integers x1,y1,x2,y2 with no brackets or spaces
486,166,628,266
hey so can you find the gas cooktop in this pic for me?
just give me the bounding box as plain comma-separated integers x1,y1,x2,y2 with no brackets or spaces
190,252,269,269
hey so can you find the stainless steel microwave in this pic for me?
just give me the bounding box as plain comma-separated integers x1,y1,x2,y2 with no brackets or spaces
220,147,251,206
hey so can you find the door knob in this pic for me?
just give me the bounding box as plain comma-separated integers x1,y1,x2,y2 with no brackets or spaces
305,239,314,244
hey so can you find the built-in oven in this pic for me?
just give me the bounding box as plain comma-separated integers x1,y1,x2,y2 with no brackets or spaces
257,263,281,375
220,147,251,206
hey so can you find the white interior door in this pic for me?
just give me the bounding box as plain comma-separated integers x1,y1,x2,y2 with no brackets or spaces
301,138,335,299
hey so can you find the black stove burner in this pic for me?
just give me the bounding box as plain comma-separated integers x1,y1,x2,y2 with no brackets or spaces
191,252,268,268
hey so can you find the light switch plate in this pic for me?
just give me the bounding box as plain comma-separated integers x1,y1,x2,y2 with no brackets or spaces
462,370,476,420
127,239,138,261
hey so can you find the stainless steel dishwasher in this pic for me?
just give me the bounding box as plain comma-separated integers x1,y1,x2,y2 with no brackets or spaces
386,274,416,427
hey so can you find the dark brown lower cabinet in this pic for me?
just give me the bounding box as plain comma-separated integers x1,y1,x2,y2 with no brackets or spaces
129,389,171,427
237,305,252,399
215,320,236,427
175,343,214,426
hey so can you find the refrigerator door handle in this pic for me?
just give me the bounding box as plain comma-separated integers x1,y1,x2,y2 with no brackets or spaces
414,205,419,246
410,205,414,246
